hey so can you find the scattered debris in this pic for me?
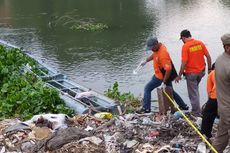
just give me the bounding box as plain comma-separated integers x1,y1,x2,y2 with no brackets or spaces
0,113,226,152
50,9,108,32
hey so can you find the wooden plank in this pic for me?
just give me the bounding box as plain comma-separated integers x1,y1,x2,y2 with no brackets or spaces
157,87,176,114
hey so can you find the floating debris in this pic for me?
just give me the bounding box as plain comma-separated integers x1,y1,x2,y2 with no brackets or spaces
50,9,108,32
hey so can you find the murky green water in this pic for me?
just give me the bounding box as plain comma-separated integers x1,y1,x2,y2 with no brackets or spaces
1,0,230,104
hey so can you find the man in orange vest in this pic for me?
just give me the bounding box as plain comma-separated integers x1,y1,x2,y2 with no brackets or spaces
175,30,212,117
136,36,188,114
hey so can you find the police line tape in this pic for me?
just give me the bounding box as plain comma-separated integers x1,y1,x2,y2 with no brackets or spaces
162,90,218,153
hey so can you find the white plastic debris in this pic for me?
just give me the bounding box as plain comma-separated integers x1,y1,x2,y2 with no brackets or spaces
133,61,145,75
196,142,206,153
78,136,103,146
75,91,93,99
124,140,139,148
84,126,94,131
135,143,155,153
23,114,68,130
196,117,202,129
0,146,5,153
142,117,155,125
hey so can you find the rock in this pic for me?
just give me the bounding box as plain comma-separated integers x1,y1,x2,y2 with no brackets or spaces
21,141,36,153
46,127,90,151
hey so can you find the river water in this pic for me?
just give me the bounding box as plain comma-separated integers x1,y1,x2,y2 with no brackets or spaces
0,0,230,105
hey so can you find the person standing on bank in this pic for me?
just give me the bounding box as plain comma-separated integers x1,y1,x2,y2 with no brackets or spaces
201,63,217,140
136,36,189,114
175,30,212,117
213,34,230,153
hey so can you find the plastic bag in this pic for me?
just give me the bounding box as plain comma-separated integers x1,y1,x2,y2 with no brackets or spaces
94,112,113,119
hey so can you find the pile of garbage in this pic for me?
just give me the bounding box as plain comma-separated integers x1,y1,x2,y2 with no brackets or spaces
0,112,221,153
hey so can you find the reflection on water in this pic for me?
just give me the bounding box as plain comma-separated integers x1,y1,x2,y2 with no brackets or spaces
0,0,230,105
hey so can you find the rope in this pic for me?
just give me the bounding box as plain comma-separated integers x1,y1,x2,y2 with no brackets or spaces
162,90,218,153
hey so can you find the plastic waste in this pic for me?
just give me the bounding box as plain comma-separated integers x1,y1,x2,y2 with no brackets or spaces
173,111,183,120
0,146,5,153
75,91,93,99
25,63,32,70
133,61,145,74
84,126,94,131
94,112,113,119
148,130,160,137
214,118,219,124
78,136,103,145
196,142,206,153
23,114,68,130
124,140,139,148
172,143,182,149
142,117,154,125
196,117,202,129
20,63,32,74
154,145,171,153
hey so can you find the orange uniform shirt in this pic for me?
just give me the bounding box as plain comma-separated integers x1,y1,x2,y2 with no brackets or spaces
207,70,216,99
182,39,209,73
152,44,172,80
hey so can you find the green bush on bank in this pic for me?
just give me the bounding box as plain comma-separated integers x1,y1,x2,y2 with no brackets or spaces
104,82,141,113
0,45,74,120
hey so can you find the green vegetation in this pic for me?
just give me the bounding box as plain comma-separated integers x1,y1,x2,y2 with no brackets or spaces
0,45,74,120
50,9,108,32
104,82,141,113
70,23,108,32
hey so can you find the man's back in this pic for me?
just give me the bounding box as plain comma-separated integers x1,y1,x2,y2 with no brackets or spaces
182,39,208,73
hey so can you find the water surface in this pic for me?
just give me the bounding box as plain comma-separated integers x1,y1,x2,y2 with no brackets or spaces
1,0,230,105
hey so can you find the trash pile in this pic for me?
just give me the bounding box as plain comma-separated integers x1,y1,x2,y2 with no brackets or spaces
0,112,222,153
